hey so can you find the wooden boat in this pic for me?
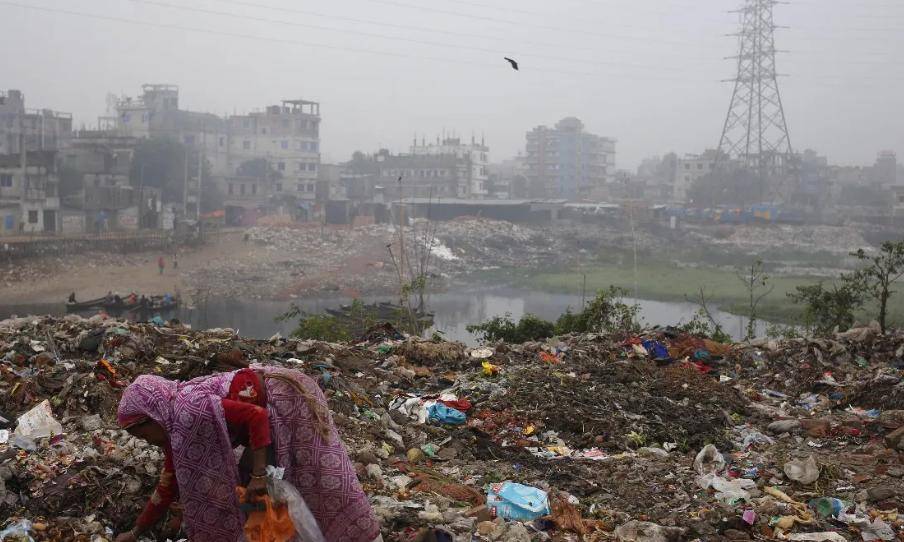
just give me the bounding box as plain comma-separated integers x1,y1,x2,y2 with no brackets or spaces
65,294,179,313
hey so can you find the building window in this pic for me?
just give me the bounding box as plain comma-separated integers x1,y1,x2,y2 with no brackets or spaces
277,162,286,172
697,163,703,170
684,164,691,170
0,174,12,187
297,162,304,172
297,183,304,192
307,184,314,193
252,184,257,195
28,210,38,223
261,127,267,134
228,183,234,195
281,140,289,150
122,113,130,123
184,135,195,145
219,136,225,147
296,141,304,150
310,142,318,152
242,119,250,128
243,140,251,150
240,184,246,196
307,163,317,172
276,183,283,192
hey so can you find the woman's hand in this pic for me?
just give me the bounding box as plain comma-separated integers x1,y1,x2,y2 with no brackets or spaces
246,475,268,497
114,532,137,542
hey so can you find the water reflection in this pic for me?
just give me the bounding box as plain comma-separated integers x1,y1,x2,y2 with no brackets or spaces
0,287,763,345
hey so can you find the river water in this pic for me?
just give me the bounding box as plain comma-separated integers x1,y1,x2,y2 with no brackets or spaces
0,286,761,344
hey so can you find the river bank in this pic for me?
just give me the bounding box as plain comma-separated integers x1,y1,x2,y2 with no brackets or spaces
524,262,904,327
1,219,894,331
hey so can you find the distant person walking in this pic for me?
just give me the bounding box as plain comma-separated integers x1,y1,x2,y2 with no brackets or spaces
172,250,178,270
157,256,165,275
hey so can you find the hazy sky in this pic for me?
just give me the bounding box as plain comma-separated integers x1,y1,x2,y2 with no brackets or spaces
1,0,902,169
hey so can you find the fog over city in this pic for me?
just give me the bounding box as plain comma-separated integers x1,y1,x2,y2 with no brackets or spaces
2,0,902,166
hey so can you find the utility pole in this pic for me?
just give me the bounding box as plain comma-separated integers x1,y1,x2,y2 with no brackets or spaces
197,131,203,221
716,0,793,197
18,126,27,234
138,164,145,229
183,146,189,218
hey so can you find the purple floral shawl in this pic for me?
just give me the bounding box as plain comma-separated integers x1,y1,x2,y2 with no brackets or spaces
117,370,380,542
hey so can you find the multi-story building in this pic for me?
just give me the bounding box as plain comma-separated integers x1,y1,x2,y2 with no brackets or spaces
0,89,72,155
410,135,489,198
114,86,322,223
675,150,721,203
524,117,615,200
0,150,61,235
115,84,229,175
225,99,321,201
340,148,480,202
872,150,897,187
59,131,142,233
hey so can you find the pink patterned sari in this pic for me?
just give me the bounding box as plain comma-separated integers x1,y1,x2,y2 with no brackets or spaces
117,368,380,542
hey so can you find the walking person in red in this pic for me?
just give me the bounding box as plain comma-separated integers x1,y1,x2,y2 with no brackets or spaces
157,256,165,275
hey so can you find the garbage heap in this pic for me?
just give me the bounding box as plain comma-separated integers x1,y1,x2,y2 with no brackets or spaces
2,316,904,542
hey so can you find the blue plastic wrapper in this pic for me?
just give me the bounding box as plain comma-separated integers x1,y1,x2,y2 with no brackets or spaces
486,482,550,521
642,340,670,360
427,403,466,425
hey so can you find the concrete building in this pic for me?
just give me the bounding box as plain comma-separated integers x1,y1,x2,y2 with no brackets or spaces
524,117,615,200
410,135,489,198
59,131,142,233
0,150,61,236
675,150,720,203
873,150,897,187
487,157,527,199
0,89,72,155
225,99,321,200
115,84,229,175
343,148,480,202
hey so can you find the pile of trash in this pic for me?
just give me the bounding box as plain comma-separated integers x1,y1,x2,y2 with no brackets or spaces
3,314,904,542
693,224,871,257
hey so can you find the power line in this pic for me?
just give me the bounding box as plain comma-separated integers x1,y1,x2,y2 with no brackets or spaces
363,0,709,46
128,0,710,73
0,1,711,83
210,0,721,59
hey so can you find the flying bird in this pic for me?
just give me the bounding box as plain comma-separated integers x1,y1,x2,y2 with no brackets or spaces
504,57,519,71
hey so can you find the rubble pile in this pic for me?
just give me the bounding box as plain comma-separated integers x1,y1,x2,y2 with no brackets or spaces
3,315,904,541
694,225,871,257
186,225,399,300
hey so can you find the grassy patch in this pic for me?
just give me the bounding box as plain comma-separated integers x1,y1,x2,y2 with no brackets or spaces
524,262,904,326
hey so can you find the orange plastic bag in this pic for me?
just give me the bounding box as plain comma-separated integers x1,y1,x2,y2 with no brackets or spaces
236,487,297,542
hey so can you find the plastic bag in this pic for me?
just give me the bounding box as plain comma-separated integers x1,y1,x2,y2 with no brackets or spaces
784,456,819,485
486,482,550,521
12,400,62,450
427,403,466,425
697,474,755,504
693,444,725,475
270,478,326,542
0,519,35,542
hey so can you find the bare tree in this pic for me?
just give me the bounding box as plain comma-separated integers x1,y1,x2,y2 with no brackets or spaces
736,259,774,340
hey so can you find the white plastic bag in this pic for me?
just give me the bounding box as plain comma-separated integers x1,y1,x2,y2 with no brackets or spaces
269,478,327,542
12,400,62,450
693,444,725,475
